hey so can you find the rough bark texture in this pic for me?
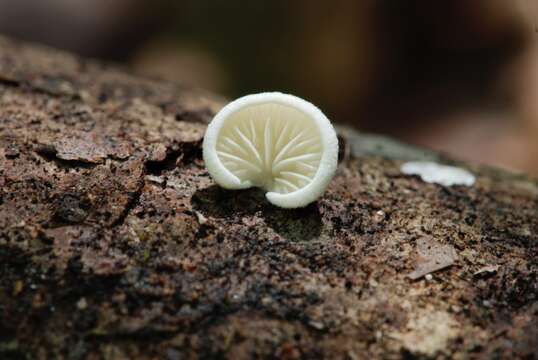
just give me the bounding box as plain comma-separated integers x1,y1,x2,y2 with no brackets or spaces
0,36,537,359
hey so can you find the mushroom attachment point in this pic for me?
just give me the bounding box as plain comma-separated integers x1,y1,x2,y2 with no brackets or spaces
203,92,339,208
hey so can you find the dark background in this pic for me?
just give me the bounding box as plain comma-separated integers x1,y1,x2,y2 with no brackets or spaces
1,0,537,175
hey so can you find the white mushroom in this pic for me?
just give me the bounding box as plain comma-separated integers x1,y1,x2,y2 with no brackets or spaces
401,161,476,187
203,92,338,208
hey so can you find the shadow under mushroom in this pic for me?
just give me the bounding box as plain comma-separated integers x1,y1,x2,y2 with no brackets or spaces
191,185,322,242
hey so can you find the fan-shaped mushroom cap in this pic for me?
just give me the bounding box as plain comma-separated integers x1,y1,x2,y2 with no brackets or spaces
203,92,338,208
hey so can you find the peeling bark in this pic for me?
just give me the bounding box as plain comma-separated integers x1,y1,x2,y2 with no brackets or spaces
0,36,537,359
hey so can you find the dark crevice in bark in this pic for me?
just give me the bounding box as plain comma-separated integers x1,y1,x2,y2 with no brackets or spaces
109,177,145,228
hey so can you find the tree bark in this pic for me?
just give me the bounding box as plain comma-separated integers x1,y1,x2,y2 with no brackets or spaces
0,35,537,359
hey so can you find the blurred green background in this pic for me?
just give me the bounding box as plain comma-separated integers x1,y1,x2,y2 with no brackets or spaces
1,0,537,175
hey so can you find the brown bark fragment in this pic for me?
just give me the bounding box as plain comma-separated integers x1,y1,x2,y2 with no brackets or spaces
0,36,537,359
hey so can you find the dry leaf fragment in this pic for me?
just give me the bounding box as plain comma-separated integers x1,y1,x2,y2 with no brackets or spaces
408,237,458,280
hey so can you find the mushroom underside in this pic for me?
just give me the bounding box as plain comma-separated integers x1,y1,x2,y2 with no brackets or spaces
215,103,323,194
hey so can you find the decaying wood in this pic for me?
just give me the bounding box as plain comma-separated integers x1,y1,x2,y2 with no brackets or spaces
0,35,537,359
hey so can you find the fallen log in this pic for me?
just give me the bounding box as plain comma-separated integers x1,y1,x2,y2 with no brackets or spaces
0,36,536,359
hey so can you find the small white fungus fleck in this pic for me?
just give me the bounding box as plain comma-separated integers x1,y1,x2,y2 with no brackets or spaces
400,161,475,187
203,92,338,208
77,297,88,310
